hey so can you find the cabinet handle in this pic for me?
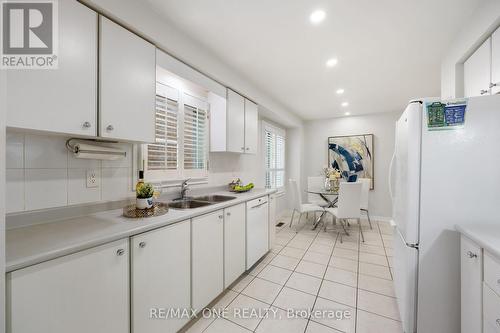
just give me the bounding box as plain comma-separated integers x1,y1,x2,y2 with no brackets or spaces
241,147,245,151
226,212,231,216
82,121,91,128
246,147,250,150
218,215,224,219
106,125,114,131
480,89,489,95
467,251,478,258
497,278,500,285
116,248,125,256
496,319,500,327
490,82,499,88
139,242,146,248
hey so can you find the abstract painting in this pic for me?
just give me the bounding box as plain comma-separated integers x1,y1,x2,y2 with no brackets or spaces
328,134,374,189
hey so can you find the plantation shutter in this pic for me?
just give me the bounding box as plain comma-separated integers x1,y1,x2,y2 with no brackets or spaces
183,94,208,170
147,84,179,171
264,124,286,189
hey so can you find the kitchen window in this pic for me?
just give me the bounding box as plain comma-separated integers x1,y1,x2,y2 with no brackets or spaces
264,122,286,189
144,81,208,181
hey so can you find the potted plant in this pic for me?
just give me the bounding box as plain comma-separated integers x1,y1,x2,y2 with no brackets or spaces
136,182,154,209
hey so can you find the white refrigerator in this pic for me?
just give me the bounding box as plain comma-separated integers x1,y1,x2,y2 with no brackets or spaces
389,95,500,333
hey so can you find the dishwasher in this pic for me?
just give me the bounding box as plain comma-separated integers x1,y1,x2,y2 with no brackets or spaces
246,196,269,269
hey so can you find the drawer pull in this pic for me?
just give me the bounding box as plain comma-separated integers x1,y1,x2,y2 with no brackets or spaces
139,242,146,248
467,251,478,258
496,319,500,327
497,279,500,285
116,249,125,256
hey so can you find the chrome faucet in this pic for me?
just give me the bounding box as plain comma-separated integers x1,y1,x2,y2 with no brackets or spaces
180,178,191,200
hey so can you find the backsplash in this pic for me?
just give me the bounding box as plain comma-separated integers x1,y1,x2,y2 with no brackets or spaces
6,132,135,214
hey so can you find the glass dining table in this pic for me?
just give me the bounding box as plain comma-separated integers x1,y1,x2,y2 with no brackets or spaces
306,189,339,230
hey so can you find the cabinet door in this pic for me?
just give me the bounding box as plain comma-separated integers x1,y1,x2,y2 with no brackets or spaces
6,0,97,136
226,89,245,153
7,239,129,333
224,203,246,288
491,28,500,94
99,16,155,142
464,38,491,97
268,194,277,250
192,210,224,311
244,99,259,154
131,220,190,333
483,283,500,333
460,235,482,333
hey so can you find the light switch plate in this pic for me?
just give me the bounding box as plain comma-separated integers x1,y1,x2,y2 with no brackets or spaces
86,169,100,188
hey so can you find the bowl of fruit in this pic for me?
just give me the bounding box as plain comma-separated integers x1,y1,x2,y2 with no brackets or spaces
229,179,254,193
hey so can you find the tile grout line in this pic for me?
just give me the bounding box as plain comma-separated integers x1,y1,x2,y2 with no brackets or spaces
303,220,339,333
253,217,322,333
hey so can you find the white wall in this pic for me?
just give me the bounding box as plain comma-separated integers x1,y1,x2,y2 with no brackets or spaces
441,0,500,99
303,111,401,219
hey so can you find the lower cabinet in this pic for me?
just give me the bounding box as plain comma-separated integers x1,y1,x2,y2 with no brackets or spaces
7,239,129,333
460,235,483,333
224,203,246,288
131,220,190,333
268,193,277,250
192,210,224,311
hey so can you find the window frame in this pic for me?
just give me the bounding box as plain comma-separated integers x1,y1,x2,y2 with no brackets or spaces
263,121,286,190
143,81,209,182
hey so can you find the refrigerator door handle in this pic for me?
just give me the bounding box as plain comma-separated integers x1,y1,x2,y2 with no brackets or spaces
388,150,396,203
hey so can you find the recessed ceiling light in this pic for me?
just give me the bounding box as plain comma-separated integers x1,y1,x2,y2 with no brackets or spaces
341,102,349,107
336,89,345,94
344,112,351,116
310,10,326,24
326,58,338,67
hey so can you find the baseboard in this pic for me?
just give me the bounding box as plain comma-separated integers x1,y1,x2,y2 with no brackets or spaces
370,215,393,224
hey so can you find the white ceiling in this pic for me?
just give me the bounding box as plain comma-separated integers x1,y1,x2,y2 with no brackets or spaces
146,0,481,120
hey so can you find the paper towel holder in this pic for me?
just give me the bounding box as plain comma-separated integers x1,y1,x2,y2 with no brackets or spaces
65,138,127,160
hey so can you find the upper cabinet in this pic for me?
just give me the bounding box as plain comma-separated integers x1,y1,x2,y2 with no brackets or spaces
99,17,156,143
464,25,500,98
6,0,98,136
491,28,500,95
244,99,258,154
210,89,258,154
464,38,491,97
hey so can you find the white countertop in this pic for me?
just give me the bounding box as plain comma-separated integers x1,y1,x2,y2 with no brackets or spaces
6,189,276,272
456,224,500,258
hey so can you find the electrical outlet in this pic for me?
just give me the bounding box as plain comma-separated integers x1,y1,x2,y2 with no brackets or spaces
86,169,100,188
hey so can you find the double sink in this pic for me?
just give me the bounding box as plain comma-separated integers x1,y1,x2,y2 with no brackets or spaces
168,195,236,209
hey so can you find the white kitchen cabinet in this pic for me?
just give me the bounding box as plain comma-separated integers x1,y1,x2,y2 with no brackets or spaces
268,193,277,250
464,38,492,97
460,235,483,333
192,210,224,311
491,27,500,95
226,89,246,153
7,239,129,333
244,99,258,154
224,203,246,288
246,196,269,269
210,89,259,153
483,283,500,333
131,220,190,333
99,16,156,142
6,0,97,136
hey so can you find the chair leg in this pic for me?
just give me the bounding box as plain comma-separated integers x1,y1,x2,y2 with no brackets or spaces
289,209,296,228
366,209,373,230
298,213,303,226
358,218,365,243
341,219,350,237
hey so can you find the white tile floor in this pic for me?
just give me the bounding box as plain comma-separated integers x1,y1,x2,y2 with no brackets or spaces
184,212,403,333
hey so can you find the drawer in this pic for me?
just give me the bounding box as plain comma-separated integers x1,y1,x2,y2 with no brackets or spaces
485,251,500,295
247,196,268,208
483,283,500,333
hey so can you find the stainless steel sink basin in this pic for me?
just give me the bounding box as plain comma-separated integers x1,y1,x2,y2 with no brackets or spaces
168,200,213,210
193,195,236,203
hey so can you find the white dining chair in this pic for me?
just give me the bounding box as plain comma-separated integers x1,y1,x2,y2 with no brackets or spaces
358,178,373,229
325,182,364,242
289,179,325,228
